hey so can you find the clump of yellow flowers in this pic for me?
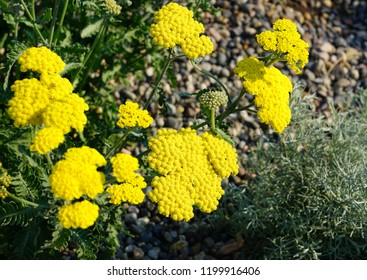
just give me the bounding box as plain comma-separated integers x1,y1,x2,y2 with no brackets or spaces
106,153,147,205
147,128,238,222
116,101,153,129
49,146,106,200
49,146,106,229
235,18,309,133
234,57,292,133
8,46,89,154
256,18,309,74
150,2,214,59
58,200,100,230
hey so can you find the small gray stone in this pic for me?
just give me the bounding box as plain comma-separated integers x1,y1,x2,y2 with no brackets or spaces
148,249,159,260
124,213,137,224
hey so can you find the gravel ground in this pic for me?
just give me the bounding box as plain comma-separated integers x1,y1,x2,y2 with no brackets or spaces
115,0,367,260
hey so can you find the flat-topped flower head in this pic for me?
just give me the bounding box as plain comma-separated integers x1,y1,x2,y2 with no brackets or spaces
107,153,147,205
8,46,90,154
150,2,214,59
18,46,65,75
49,147,106,200
58,200,99,229
107,183,145,205
147,128,238,221
256,18,309,74
117,101,153,129
42,93,89,134
30,127,65,154
9,78,50,127
234,57,292,133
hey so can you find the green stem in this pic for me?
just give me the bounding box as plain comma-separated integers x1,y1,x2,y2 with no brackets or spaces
53,0,69,45
49,0,61,49
143,52,185,110
2,188,43,208
72,16,108,88
20,0,48,45
31,0,36,19
191,120,209,130
210,109,216,133
217,87,247,124
265,53,281,67
45,153,53,168
190,60,231,104
232,103,256,114
105,128,134,159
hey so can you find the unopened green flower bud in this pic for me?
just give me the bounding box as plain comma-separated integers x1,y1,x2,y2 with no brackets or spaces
198,89,228,110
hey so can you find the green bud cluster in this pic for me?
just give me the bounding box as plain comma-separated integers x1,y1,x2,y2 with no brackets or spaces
198,89,228,110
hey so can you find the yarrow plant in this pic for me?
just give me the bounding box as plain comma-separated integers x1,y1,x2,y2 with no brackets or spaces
0,1,309,259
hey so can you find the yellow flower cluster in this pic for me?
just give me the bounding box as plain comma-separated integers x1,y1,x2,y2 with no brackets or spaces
103,0,122,15
0,169,12,200
49,146,106,201
147,128,238,221
117,101,153,129
256,18,309,74
150,2,214,59
49,147,105,229
107,153,147,205
234,57,292,133
58,200,99,229
8,46,89,154
18,46,65,75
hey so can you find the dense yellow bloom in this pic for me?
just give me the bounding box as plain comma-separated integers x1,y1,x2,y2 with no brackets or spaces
64,146,107,167
40,74,73,100
201,132,239,178
256,18,309,74
18,46,65,75
108,153,147,204
58,200,99,229
49,147,106,200
30,127,65,154
147,128,238,221
117,101,153,129
234,57,292,133
9,78,50,127
8,46,89,154
103,0,121,15
107,183,145,205
42,93,89,133
111,153,139,181
150,2,214,59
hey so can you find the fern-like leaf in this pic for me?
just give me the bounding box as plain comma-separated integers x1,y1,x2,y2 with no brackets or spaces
3,41,29,91
81,18,103,38
0,201,39,226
